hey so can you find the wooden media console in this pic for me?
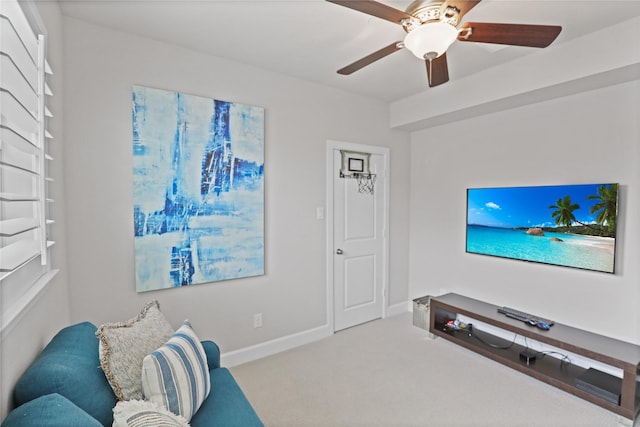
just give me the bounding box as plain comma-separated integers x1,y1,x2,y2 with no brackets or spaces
429,293,640,421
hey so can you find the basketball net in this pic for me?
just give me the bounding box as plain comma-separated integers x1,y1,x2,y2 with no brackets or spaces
354,173,376,195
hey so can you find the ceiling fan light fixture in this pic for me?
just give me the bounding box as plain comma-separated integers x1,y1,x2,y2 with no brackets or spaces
403,21,458,60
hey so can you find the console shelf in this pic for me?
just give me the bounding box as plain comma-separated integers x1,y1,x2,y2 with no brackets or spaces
429,293,640,421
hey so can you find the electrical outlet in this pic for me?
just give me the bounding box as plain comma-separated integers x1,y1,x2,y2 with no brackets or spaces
253,313,262,328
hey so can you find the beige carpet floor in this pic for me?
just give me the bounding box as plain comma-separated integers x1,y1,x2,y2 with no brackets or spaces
230,312,637,427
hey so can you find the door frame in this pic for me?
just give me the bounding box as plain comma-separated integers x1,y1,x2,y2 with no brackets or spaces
326,140,390,333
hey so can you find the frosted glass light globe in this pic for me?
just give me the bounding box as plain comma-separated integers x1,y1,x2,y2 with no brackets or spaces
404,22,458,60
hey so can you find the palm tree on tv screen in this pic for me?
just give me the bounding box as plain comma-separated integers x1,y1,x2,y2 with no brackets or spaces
549,195,580,228
587,184,618,233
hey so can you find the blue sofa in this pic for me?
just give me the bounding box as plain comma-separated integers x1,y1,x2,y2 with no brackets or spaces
2,322,263,426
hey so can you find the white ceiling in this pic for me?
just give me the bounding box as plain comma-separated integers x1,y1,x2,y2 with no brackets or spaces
58,0,640,103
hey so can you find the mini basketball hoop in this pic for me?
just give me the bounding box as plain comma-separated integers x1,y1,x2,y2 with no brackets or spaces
339,150,377,195
354,172,376,195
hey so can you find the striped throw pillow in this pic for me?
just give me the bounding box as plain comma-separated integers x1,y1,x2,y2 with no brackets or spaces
112,400,190,427
141,320,211,421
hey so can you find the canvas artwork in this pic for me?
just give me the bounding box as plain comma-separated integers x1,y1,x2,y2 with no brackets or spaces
466,183,618,273
132,86,265,292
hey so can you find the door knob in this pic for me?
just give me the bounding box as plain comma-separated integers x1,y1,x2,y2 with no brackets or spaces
336,249,344,255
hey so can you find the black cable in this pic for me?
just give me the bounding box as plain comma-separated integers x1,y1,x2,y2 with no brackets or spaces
536,351,572,366
523,337,572,366
472,326,517,349
470,329,573,364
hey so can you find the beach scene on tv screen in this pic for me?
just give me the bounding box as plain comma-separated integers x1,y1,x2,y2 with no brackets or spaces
466,183,617,273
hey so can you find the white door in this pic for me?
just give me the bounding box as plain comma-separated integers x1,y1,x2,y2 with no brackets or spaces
330,143,388,332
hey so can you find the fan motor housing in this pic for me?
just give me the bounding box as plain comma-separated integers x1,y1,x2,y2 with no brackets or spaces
402,1,461,33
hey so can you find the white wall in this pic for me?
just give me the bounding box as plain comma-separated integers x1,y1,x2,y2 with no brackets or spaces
409,81,640,344
0,1,71,418
7,4,636,421
61,18,410,354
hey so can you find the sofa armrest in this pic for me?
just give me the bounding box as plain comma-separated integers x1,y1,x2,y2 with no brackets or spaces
1,393,103,427
12,322,116,426
201,340,221,370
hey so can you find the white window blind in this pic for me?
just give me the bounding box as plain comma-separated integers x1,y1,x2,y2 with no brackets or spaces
1,0,56,327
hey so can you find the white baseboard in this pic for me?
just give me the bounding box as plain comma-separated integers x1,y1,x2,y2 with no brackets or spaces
221,323,333,368
222,302,412,368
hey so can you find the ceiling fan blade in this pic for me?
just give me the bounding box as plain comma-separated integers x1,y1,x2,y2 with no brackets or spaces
458,22,562,48
425,53,449,87
442,0,481,21
326,0,411,25
337,42,402,75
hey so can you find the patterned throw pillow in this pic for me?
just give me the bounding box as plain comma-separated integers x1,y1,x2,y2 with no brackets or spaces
96,301,175,401
112,399,190,427
141,320,211,421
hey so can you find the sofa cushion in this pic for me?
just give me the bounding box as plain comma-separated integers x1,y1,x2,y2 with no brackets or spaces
13,322,116,426
1,393,103,427
96,300,174,401
141,320,210,421
190,368,264,427
112,400,190,427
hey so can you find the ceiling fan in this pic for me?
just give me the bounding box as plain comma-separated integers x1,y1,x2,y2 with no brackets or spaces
327,0,562,87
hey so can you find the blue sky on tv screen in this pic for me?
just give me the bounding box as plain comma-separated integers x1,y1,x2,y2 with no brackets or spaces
467,184,612,229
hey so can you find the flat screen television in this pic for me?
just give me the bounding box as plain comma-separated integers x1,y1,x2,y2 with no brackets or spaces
466,183,618,273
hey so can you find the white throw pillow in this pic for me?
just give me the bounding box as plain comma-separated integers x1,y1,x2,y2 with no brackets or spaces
141,320,211,421
112,399,190,427
97,300,175,401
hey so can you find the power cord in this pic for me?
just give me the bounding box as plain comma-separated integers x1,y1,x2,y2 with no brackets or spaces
523,337,572,366
468,328,573,365
447,322,572,361
472,325,518,350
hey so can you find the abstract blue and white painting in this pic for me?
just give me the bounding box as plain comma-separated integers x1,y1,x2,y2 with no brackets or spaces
132,86,264,292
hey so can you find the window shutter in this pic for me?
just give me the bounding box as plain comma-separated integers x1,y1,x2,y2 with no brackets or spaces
1,0,57,331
